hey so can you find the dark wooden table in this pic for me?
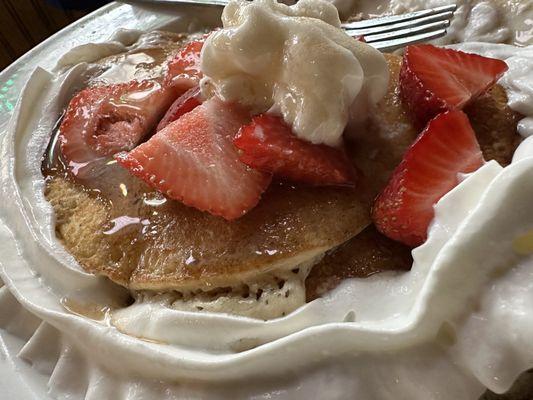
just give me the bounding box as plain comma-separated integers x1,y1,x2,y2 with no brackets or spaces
0,0,111,70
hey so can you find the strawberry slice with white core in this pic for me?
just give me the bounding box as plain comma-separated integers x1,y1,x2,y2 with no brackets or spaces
234,114,357,187
400,44,508,125
372,110,484,247
116,97,271,220
156,86,202,132
59,80,176,177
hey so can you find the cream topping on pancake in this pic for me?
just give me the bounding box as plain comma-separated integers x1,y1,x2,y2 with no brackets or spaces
200,0,389,146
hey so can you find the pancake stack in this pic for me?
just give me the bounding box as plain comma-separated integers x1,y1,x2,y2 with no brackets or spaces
44,50,521,319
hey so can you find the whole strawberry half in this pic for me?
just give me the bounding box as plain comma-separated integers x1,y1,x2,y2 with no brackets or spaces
233,114,356,187
400,44,508,126
372,110,484,247
116,97,271,220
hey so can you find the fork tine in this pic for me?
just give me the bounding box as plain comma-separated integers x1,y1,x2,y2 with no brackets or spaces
361,20,450,43
370,29,448,52
344,11,453,36
341,4,457,30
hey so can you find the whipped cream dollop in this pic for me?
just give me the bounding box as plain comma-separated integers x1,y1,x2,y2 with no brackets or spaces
200,0,389,146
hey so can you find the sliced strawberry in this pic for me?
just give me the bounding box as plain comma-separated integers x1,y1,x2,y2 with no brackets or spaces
156,86,202,132
59,80,176,177
233,114,356,186
372,110,484,247
165,39,204,89
116,97,271,220
400,44,508,125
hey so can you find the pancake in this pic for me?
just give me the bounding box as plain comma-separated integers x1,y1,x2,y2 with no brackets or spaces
44,52,521,319
44,56,392,298
46,175,369,289
46,167,372,319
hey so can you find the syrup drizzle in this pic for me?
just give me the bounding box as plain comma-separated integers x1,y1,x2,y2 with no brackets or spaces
41,34,193,254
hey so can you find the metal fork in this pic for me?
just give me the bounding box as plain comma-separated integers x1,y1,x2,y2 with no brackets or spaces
343,5,456,51
121,1,456,52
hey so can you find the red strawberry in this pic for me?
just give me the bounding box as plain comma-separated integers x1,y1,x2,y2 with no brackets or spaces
165,39,204,89
59,80,176,177
156,86,202,132
372,110,484,247
116,97,271,220
400,44,508,125
233,114,356,186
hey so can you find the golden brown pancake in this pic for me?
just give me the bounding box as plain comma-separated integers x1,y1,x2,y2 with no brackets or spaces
46,174,369,291
44,53,521,311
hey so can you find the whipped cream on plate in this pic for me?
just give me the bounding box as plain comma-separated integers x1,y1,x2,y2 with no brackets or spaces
200,0,389,146
1,2,533,400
